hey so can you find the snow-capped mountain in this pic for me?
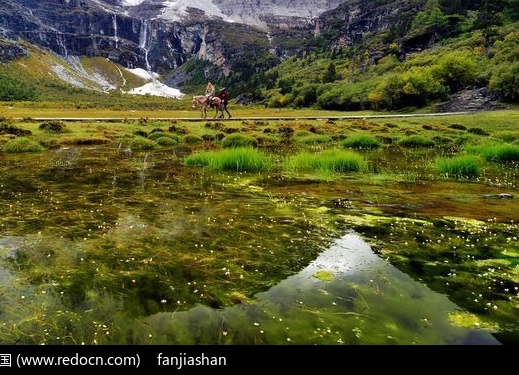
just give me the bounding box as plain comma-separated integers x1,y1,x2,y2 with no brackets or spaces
120,0,343,26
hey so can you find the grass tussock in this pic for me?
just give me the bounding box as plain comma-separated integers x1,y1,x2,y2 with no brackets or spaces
436,155,480,178
221,133,258,148
129,137,157,151
3,137,44,152
340,134,382,149
154,136,179,146
397,135,436,148
284,148,367,174
185,147,273,172
292,131,332,145
466,142,519,162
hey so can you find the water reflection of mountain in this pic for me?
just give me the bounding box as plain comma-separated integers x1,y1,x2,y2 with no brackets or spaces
147,232,501,345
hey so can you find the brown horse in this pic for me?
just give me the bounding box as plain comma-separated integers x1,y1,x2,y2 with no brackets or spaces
192,95,222,119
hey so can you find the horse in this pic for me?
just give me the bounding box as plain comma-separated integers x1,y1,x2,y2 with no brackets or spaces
191,95,223,119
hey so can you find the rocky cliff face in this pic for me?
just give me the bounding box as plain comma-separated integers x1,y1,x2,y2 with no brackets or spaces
316,0,429,56
0,0,430,90
0,0,343,75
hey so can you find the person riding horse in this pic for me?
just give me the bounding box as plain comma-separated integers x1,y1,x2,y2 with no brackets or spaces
192,83,222,119
205,82,217,107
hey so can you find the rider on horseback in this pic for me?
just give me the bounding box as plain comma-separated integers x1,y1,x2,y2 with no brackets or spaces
205,82,216,106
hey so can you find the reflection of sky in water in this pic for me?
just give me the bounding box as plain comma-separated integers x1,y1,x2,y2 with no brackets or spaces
255,232,500,344
148,232,501,344
300,231,379,277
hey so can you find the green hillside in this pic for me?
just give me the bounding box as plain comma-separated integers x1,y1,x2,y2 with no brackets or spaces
240,0,519,111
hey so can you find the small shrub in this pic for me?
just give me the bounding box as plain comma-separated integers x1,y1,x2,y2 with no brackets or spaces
149,132,179,142
168,125,187,134
3,137,44,153
202,134,216,141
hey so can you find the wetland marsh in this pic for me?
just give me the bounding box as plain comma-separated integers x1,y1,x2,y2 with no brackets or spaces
0,109,518,344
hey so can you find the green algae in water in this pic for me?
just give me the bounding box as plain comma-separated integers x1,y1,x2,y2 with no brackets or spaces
448,311,500,332
0,146,518,344
313,270,334,282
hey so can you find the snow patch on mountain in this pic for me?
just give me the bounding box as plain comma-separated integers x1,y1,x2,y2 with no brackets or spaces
126,67,183,98
127,81,183,98
122,0,147,6
158,0,229,22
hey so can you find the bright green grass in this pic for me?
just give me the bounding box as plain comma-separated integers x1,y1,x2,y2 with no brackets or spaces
284,148,367,174
2,136,44,152
221,133,258,148
466,142,519,162
436,155,481,178
185,147,273,171
340,134,382,149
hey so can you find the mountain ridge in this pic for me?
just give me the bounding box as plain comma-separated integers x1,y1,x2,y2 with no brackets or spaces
0,0,517,110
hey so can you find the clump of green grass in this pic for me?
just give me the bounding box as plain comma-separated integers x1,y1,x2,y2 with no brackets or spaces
284,149,367,174
221,133,258,148
436,155,480,178
155,136,179,147
183,135,204,144
292,130,332,145
466,143,519,162
397,135,435,148
185,147,273,171
147,131,167,141
129,136,157,151
340,134,382,149
3,137,44,153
